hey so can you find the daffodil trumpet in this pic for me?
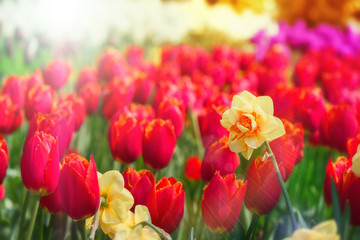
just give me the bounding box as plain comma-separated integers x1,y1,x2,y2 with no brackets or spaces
265,141,297,231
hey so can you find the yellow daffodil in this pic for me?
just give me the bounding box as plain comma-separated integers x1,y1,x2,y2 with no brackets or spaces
111,205,160,240
351,144,360,177
283,220,340,240
98,170,134,235
220,91,285,159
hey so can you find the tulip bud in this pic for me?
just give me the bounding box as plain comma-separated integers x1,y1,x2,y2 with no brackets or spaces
0,94,17,134
1,75,27,111
198,104,228,148
157,97,185,138
202,172,247,233
59,153,100,220
245,157,285,215
77,82,101,115
25,84,55,121
185,156,202,181
43,60,70,90
108,113,142,164
97,48,127,83
76,67,97,93
20,131,60,196
126,103,155,127
0,136,9,184
142,119,176,170
323,157,355,211
320,104,359,152
56,93,86,131
123,166,155,211
201,136,240,182
26,70,44,92
133,71,154,104
102,77,135,120
147,177,185,234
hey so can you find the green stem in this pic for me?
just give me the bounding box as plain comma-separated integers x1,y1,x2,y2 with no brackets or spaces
78,219,87,240
347,226,356,240
245,214,259,240
45,214,56,240
25,199,40,240
190,112,204,157
39,207,43,240
265,141,297,231
133,221,165,240
18,190,30,240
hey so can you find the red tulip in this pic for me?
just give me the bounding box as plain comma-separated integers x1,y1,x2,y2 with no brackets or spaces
0,94,23,134
76,67,98,93
201,136,240,182
293,87,325,132
59,153,100,220
0,136,9,184
97,48,127,83
77,82,101,115
108,113,142,164
157,97,185,138
123,166,155,211
40,181,63,214
198,104,228,148
323,157,356,211
126,45,144,66
26,112,72,159
147,177,185,234
320,104,359,152
43,60,70,90
142,119,176,170
269,119,304,181
348,134,360,159
102,77,135,120
1,75,27,111
26,70,44,92
202,172,247,233
126,103,155,127
245,157,285,215
185,156,202,181
25,84,55,121
20,131,60,196
132,70,154,104
0,184,4,201
56,93,86,131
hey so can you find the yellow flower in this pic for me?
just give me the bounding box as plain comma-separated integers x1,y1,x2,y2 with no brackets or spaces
351,144,360,177
283,220,340,240
98,170,134,235
220,91,285,159
112,205,161,240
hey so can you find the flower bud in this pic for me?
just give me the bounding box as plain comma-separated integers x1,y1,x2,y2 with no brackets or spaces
1,75,27,111
185,156,202,181
142,119,176,170
25,84,55,121
201,136,240,182
108,113,142,164
20,131,60,196
43,60,70,90
76,67,98,93
59,153,100,220
147,177,185,234
245,157,285,215
157,97,185,138
202,172,247,233
123,166,155,211
78,82,101,115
